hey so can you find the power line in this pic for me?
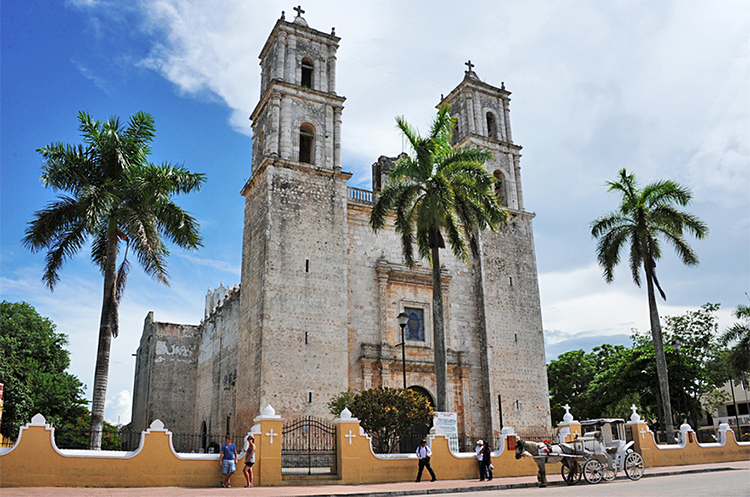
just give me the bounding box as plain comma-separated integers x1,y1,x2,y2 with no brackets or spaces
339,52,444,89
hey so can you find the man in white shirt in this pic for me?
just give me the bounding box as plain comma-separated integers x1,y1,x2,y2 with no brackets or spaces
415,439,437,482
475,439,486,479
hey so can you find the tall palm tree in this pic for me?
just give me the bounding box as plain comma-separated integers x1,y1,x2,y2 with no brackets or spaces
721,304,750,377
370,105,506,411
23,111,205,449
590,168,708,441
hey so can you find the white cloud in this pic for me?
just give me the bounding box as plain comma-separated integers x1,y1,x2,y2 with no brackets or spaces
105,390,132,425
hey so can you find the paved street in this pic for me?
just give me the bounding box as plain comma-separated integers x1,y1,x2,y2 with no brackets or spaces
1,461,747,496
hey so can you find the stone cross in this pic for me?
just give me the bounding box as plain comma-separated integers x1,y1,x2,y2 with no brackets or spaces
294,5,305,17
639,427,648,440
266,428,278,444
345,430,357,445
465,60,474,72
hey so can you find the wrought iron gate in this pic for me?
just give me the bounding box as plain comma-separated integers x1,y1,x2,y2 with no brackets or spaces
281,416,336,475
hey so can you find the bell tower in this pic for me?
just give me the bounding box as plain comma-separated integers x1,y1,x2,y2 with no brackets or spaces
235,8,350,430
440,64,551,436
250,6,344,172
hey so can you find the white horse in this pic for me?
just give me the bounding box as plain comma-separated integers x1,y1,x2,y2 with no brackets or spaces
515,438,581,488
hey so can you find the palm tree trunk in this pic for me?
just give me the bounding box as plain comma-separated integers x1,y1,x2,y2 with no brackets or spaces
645,261,675,443
431,245,447,412
89,226,118,449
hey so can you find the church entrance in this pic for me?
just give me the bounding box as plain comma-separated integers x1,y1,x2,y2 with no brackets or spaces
281,416,337,476
400,386,434,454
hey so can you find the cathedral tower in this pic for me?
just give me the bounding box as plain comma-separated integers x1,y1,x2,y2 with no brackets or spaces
440,63,550,436
235,8,350,431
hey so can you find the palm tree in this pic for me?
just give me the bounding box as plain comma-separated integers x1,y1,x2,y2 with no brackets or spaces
590,168,708,441
23,111,205,449
721,304,750,376
370,105,506,411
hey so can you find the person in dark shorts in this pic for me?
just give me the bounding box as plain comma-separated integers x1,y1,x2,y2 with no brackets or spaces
243,435,256,488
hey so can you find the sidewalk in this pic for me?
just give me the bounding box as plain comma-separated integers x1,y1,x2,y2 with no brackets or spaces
1,460,748,496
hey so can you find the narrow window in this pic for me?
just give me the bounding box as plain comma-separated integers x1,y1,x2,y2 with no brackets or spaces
225,416,231,437
494,170,507,206
308,392,313,403
299,123,314,164
498,395,503,429
305,259,309,272
509,276,513,287
486,112,497,139
305,331,308,344
301,58,314,88
514,333,518,343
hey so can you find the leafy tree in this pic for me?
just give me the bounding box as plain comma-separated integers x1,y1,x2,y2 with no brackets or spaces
590,168,708,441
547,350,596,422
54,415,121,450
23,111,205,449
663,303,729,426
328,387,434,453
370,105,505,411
548,304,730,437
0,301,88,439
721,304,750,377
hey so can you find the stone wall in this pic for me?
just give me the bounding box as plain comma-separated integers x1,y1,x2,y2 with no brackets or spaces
130,312,200,436
194,285,241,445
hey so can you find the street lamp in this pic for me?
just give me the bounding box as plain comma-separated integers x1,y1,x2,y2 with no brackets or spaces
671,339,691,429
397,312,409,390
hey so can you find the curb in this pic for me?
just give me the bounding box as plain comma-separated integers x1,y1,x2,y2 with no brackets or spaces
288,465,745,497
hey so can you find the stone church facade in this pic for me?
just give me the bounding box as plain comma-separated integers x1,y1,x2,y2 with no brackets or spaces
130,9,551,446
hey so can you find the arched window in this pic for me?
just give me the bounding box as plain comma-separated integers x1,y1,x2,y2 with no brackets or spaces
486,112,497,140
301,58,314,88
299,123,315,164
494,170,507,206
200,421,208,452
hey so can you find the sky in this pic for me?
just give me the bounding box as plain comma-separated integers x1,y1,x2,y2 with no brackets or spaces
1,0,748,427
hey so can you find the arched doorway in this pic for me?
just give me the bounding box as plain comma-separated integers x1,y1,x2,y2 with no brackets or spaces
400,386,435,453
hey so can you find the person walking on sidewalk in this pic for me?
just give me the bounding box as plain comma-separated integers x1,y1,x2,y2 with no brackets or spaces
415,439,437,482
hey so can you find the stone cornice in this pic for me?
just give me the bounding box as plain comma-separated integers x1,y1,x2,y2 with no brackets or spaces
240,156,352,196
250,80,346,123
258,18,340,61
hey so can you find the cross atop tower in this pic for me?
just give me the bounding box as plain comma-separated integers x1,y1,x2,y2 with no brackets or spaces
294,5,305,17
465,60,475,73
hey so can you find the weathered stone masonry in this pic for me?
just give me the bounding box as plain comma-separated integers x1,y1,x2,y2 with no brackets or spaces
130,10,551,446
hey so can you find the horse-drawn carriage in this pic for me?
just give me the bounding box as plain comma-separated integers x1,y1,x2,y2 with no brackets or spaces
516,418,645,487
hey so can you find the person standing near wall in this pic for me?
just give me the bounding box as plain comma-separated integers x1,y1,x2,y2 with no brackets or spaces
479,441,493,481
415,439,437,482
219,436,238,488
243,435,256,488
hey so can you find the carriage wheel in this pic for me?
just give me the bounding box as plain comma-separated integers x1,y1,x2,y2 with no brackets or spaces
560,460,582,485
583,459,603,484
602,464,617,481
624,452,645,481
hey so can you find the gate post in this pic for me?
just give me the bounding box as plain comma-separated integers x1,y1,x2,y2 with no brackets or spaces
333,408,366,483
254,405,283,486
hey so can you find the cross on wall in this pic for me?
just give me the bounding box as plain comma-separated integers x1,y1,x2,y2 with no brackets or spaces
345,430,357,445
266,428,278,444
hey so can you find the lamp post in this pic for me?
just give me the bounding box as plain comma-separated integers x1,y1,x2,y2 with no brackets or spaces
671,339,690,429
397,312,409,390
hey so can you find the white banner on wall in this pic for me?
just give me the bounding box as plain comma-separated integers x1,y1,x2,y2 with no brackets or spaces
434,411,459,453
